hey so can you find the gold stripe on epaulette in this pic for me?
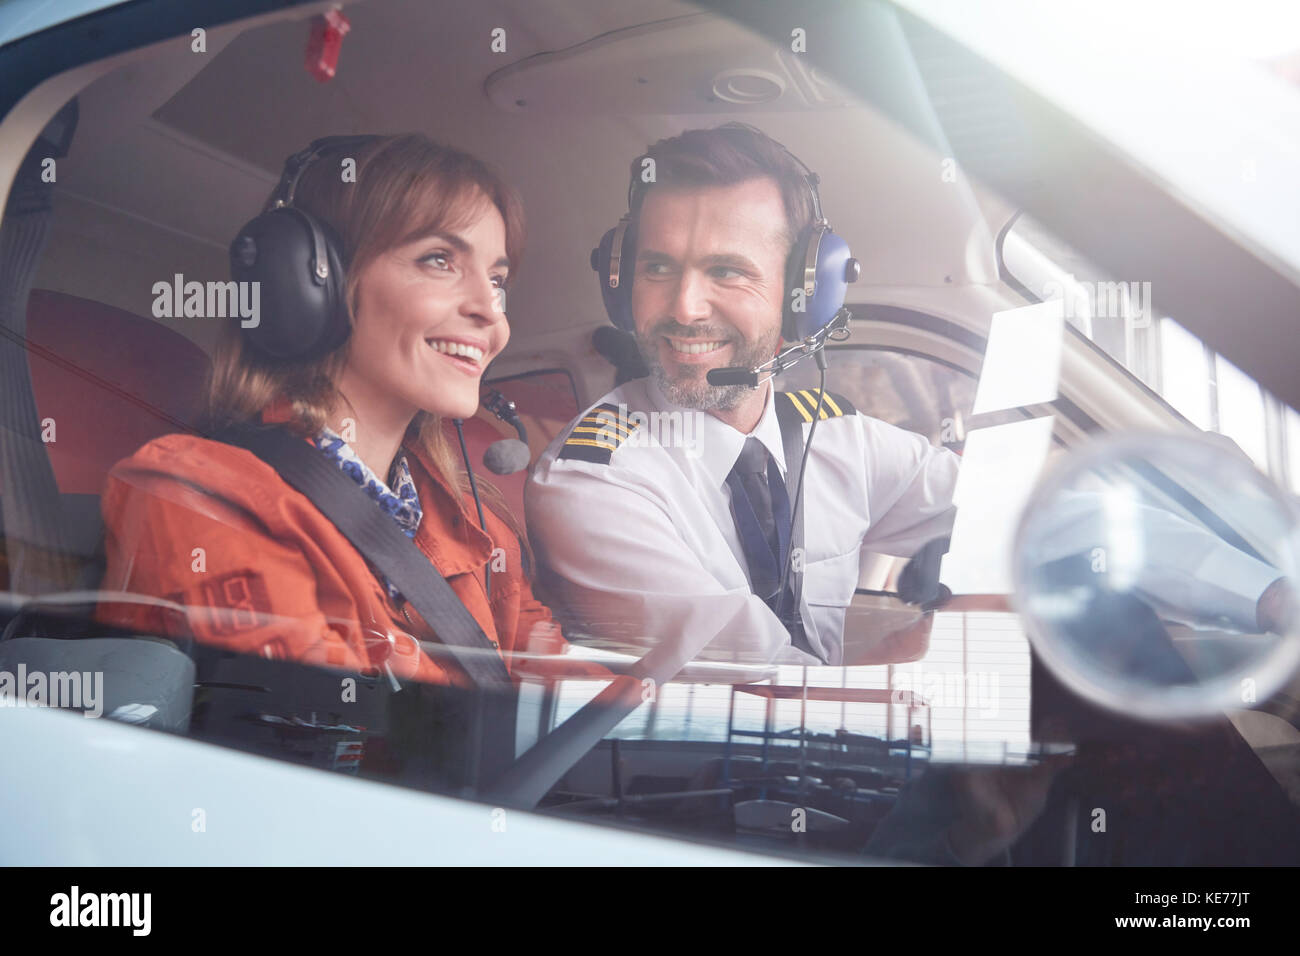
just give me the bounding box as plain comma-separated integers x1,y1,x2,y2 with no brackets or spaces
783,388,846,422
785,391,814,422
559,402,642,463
577,416,634,437
571,426,632,443
798,388,842,419
811,389,843,417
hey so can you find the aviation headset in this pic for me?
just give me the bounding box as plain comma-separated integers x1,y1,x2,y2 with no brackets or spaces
590,125,860,343
230,134,381,361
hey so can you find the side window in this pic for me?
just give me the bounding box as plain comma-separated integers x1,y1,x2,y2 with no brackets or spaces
1002,214,1299,491
783,347,978,450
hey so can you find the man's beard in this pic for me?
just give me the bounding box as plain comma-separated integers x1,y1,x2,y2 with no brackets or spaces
633,319,781,412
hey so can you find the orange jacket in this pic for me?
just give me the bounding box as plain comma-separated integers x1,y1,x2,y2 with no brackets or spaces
96,415,597,687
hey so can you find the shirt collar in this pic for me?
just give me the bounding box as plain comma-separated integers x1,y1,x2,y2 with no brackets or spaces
644,376,787,486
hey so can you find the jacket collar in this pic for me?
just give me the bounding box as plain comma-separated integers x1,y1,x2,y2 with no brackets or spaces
402,432,497,578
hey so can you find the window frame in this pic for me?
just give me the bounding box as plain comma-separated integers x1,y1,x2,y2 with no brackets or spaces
995,214,1203,431
999,212,1300,491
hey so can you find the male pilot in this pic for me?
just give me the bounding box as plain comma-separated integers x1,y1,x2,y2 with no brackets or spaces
526,123,1290,674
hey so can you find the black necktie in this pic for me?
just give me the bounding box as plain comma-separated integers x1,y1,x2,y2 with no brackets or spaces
737,437,779,551
727,437,813,656
727,437,783,604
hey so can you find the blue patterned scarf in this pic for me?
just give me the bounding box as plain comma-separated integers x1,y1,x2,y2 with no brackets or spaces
311,425,423,602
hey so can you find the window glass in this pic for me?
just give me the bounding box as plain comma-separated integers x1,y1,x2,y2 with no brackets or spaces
1215,353,1269,470
1004,215,1296,489
783,347,977,450
1287,406,1300,494
5,0,1298,870
1159,317,1214,430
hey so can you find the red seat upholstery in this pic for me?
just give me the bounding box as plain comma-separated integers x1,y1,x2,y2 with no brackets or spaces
11,289,211,496
0,291,211,590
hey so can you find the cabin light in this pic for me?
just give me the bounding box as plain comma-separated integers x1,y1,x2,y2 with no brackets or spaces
710,69,785,105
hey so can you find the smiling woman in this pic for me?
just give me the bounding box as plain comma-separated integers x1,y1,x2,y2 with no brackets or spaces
209,133,524,471
92,133,594,690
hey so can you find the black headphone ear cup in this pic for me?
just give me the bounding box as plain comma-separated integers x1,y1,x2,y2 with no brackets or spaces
591,220,638,332
614,221,637,332
230,206,351,360
312,215,352,354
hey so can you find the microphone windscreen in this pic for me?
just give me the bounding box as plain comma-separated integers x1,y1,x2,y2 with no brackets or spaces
706,366,759,387
483,438,531,475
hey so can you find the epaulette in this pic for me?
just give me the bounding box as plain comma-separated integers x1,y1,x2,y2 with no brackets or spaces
775,387,855,423
558,401,641,464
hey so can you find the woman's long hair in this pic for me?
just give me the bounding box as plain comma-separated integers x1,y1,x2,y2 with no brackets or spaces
206,133,526,535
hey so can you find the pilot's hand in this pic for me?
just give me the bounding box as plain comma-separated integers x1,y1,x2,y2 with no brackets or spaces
898,536,951,609
944,755,1072,865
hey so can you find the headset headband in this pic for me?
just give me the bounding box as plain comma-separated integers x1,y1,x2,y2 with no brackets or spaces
625,126,826,227
234,134,383,360
623,128,830,302
267,134,381,211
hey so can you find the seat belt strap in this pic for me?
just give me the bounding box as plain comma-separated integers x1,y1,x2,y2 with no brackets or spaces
774,392,816,658
216,424,512,689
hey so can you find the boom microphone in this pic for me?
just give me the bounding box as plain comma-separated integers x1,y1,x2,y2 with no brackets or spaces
483,439,531,475
706,366,761,387
483,388,528,443
480,387,532,474
707,307,853,389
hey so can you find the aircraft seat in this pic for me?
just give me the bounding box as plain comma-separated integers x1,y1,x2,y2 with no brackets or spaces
0,289,211,591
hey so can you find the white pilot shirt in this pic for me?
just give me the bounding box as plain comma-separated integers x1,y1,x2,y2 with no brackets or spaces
527,377,1283,674
526,377,960,670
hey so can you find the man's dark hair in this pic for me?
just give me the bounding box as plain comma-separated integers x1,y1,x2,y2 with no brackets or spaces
628,123,816,251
